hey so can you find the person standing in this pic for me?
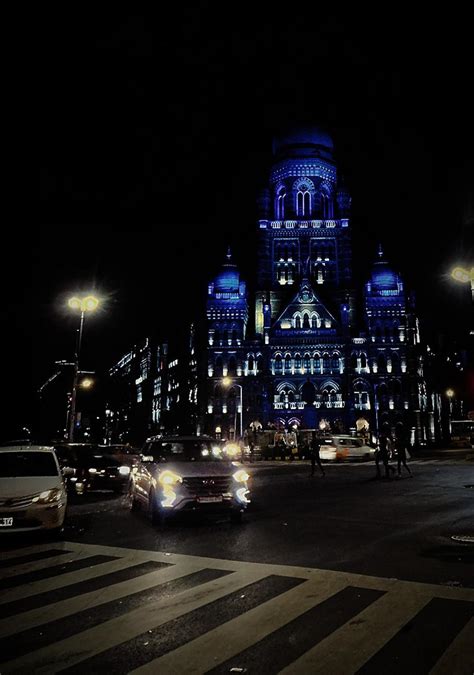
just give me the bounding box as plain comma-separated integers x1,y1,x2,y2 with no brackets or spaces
309,431,325,477
375,425,395,478
394,422,412,477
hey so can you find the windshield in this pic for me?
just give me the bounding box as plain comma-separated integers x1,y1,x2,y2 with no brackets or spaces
0,452,58,477
147,440,224,462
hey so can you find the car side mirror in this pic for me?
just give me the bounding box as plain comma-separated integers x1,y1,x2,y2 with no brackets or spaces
62,467,75,477
141,455,154,463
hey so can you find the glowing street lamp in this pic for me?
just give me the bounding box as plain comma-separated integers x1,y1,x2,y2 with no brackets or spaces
80,378,94,389
222,378,243,440
451,266,474,301
67,294,99,441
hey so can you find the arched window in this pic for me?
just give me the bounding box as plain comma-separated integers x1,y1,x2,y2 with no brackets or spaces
231,329,238,344
390,352,400,374
215,356,223,377
248,355,255,372
303,313,310,329
377,353,386,373
360,353,367,369
375,326,382,340
295,315,301,329
276,187,286,219
214,329,220,345
296,187,312,216
228,357,237,375
331,353,340,371
311,315,319,328
314,353,321,372
323,354,330,372
294,354,302,369
274,354,282,373
256,356,264,373
285,355,292,371
303,353,311,371
350,353,357,370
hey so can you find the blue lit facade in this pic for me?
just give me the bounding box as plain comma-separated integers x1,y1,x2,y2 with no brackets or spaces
204,127,430,443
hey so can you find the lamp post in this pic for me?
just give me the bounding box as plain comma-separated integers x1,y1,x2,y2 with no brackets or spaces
67,295,99,441
222,377,243,440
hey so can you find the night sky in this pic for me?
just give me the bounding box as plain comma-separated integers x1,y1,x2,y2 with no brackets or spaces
16,12,474,437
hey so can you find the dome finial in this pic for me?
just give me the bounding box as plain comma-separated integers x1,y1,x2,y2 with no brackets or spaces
377,243,384,259
226,245,232,261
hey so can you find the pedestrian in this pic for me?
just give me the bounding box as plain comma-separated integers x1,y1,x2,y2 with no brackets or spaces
375,425,396,478
309,431,325,477
394,422,412,477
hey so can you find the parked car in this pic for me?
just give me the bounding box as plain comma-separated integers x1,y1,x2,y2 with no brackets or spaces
0,444,68,534
53,443,131,495
98,444,140,467
129,435,251,524
319,435,376,461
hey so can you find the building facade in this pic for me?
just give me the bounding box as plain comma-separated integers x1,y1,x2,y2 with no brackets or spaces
204,127,431,444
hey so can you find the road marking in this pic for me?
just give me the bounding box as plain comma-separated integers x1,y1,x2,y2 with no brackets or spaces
0,550,89,581
1,567,269,674
429,617,474,675
130,575,349,675
0,561,204,638
279,586,432,674
0,556,142,605
0,541,472,674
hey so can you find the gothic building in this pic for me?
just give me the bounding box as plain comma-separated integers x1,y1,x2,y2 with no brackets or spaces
204,126,431,444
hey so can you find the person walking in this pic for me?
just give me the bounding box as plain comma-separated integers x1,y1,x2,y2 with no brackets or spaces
375,425,396,478
394,422,412,477
309,431,325,477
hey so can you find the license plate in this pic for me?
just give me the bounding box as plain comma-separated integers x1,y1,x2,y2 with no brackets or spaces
198,496,223,503
0,517,13,527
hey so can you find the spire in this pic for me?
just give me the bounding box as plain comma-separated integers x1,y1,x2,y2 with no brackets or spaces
226,245,232,262
377,243,384,259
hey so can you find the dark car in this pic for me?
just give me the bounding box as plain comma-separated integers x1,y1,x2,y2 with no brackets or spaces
53,443,131,495
98,444,140,468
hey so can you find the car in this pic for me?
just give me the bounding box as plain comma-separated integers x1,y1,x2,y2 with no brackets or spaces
0,444,68,534
128,435,251,525
319,435,376,461
53,443,131,495
98,444,140,467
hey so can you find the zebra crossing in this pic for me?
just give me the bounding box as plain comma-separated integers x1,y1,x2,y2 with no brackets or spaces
0,541,472,674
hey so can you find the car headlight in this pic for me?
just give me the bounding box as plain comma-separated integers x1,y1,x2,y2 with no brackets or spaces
119,465,131,476
233,469,250,483
158,470,182,486
224,443,240,458
89,468,97,474
32,488,62,504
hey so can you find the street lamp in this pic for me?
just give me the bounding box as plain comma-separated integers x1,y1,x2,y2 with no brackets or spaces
222,377,243,440
451,266,474,302
67,294,99,441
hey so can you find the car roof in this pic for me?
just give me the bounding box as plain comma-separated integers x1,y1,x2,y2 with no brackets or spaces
0,445,55,453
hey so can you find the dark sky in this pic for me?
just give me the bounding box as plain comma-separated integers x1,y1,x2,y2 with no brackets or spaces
15,11,474,435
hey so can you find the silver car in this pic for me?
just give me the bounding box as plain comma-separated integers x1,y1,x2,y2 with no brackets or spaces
0,445,69,534
128,435,251,525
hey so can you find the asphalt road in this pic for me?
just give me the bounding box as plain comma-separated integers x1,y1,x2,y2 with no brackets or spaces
1,459,473,673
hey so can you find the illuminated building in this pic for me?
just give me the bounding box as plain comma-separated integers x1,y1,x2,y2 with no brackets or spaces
204,126,431,444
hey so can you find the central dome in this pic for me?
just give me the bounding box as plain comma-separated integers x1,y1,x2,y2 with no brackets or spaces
273,125,334,159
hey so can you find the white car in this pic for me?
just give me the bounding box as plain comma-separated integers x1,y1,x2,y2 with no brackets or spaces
0,445,68,534
319,436,376,461
129,435,251,525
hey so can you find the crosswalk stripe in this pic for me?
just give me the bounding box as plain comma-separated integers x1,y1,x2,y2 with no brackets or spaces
0,561,203,638
0,543,65,561
279,586,432,674
130,575,350,674
0,556,144,606
0,550,91,581
2,567,269,674
429,617,474,675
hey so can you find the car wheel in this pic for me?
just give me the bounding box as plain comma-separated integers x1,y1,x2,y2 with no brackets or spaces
148,489,166,527
230,509,243,524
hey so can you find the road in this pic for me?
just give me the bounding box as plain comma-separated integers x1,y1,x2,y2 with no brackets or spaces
1,459,473,673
